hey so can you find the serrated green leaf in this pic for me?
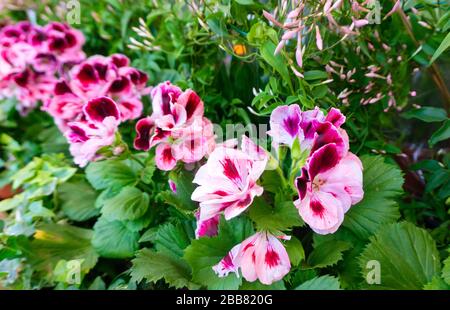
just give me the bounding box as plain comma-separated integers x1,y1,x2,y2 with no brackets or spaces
295,275,341,290
249,197,302,231
359,222,441,289
58,178,99,222
101,187,149,221
92,216,139,259
343,155,403,239
86,160,137,191
130,248,199,289
307,240,351,269
285,236,304,266
153,222,195,258
423,276,449,290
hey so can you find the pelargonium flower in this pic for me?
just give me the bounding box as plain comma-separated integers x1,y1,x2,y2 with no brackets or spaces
44,54,148,131
65,96,121,167
268,104,363,234
269,104,346,155
134,81,214,171
294,144,363,234
0,21,85,114
213,231,291,285
191,136,268,235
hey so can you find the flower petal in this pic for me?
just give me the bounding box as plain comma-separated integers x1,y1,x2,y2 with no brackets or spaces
84,96,120,123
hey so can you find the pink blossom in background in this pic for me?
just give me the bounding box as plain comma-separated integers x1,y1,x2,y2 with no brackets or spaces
134,81,215,171
191,136,267,235
0,21,85,114
213,231,291,285
44,54,148,131
65,96,121,167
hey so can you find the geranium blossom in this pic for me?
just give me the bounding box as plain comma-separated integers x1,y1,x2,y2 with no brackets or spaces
0,21,85,114
294,144,363,234
65,96,121,167
134,81,215,171
44,54,148,131
269,104,346,155
191,136,268,235
213,231,291,285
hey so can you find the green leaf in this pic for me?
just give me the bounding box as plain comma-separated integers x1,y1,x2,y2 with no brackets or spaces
184,217,253,289
28,223,98,274
430,31,450,64
88,277,106,290
429,120,450,146
206,12,227,37
101,187,149,221
130,248,199,289
359,222,441,289
240,280,286,290
303,70,328,81
58,178,99,222
260,41,293,91
442,253,450,285
158,170,197,211
295,275,341,290
285,236,304,266
307,240,351,269
249,197,302,231
86,160,137,191
152,222,195,258
343,155,403,239
140,160,155,184
92,216,139,258
423,276,450,290
234,0,254,5
401,107,447,122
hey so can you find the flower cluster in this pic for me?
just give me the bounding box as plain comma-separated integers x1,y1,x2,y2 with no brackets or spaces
44,54,148,131
65,96,121,167
196,105,363,285
0,21,85,114
134,81,215,171
268,104,363,234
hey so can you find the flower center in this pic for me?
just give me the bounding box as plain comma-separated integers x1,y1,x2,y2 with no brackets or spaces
313,177,325,191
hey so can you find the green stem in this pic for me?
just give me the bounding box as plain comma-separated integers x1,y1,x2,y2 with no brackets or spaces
129,153,146,168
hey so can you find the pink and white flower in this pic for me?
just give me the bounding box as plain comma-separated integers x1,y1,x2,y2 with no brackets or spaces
134,81,215,171
213,231,291,285
294,143,363,234
269,104,347,156
191,136,267,234
65,96,121,167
